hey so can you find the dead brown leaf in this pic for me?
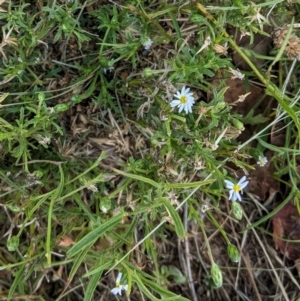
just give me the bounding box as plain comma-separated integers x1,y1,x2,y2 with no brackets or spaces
270,120,286,147
272,201,300,261
56,235,74,247
228,25,273,70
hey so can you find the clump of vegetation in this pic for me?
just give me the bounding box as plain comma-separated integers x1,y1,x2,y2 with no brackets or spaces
1,1,300,300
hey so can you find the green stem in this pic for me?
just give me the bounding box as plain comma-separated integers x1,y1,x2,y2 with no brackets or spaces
99,27,111,56
198,214,215,264
206,210,230,245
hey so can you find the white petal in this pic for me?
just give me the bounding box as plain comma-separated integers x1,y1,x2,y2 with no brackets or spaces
182,86,190,94
238,176,247,185
184,106,189,114
116,272,122,283
228,189,234,200
111,287,122,295
187,102,193,109
240,181,249,190
236,192,242,202
232,191,238,201
174,91,181,98
178,104,184,113
170,100,180,107
224,180,234,189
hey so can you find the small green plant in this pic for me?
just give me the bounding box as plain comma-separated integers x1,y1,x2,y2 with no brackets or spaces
1,0,300,300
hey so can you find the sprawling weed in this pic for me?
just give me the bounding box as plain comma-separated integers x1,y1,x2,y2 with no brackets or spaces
0,1,300,300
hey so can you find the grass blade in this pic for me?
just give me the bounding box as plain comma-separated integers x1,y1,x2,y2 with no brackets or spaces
67,213,124,257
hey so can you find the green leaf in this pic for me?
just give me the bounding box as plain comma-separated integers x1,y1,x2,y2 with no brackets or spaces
7,264,26,301
160,199,185,239
67,213,123,257
83,260,113,278
257,137,300,154
242,110,270,125
46,165,64,267
165,179,215,189
112,168,161,188
68,247,89,284
168,266,186,283
83,271,103,301
134,271,190,301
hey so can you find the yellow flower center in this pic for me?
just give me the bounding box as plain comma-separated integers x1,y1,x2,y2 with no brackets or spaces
180,95,187,104
233,184,241,192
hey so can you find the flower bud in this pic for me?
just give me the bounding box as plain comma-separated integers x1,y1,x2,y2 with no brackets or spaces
232,118,245,131
213,44,228,55
210,263,223,288
38,92,45,102
7,236,19,251
227,244,240,263
54,103,70,113
189,14,204,23
231,202,243,220
143,67,153,78
100,197,112,213
70,95,81,104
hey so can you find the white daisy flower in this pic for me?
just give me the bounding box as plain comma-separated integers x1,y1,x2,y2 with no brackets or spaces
170,86,195,114
257,156,268,167
111,272,128,296
143,38,153,50
224,176,249,202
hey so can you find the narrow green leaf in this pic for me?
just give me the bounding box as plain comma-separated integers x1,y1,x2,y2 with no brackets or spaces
7,264,26,301
46,165,64,267
83,270,103,301
73,192,97,223
112,168,161,188
81,75,98,100
165,179,215,189
68,247,89,283
268,19,294,72
83,260,113,278
257,137,300,154
140,278,190,301
137,272,191,301
160,199,185,239
66,151,108,185
242,111,270,125
67,213,123,257
273,92,300,133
